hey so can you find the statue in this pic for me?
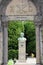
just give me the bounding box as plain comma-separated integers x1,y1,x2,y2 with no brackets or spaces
20,32,24,38
18,32,26,62
18,32,26,41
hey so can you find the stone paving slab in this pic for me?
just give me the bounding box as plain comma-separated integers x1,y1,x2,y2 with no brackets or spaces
14,58,36,65
14,63,36,65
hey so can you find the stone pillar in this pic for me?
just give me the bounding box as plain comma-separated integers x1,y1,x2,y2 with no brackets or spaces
1,21,8,65
40,26,43,64
35,24,41,65
0,21,3,65
0,32,3,65
18,32,26,62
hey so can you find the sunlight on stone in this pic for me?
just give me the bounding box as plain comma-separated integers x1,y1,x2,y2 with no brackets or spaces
26,58,36,64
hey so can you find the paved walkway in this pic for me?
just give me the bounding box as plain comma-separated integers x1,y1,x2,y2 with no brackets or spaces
15,58,36,65
26,58,36,64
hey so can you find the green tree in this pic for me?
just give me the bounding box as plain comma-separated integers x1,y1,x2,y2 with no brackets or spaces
8,21,24,60
24,21,36,56
8,21,23,50
8,20,36,59
8,49,18,60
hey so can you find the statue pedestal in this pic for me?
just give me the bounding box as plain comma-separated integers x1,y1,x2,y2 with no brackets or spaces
15,61,29,65
18,33,26,62
15,63,29,65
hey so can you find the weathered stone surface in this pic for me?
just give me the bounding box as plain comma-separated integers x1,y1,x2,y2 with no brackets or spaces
0,32,3,65
18,33,26,62
40,27,43,64
5,0,37,16
0,0,43,65
1,21,8,65
0,0,43,22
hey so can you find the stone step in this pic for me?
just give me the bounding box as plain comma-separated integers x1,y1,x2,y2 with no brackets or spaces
14,63,36,65
14,64,36,65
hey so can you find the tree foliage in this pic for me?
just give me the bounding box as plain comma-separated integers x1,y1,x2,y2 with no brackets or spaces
8,21,23,50
8,20,36,59
8,49,18,60
24,21,36,56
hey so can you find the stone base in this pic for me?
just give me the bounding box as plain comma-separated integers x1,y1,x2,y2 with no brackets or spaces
36,63,41,65
14,62,36,65
14,63,36,65
0,63,2,65
15,63,28,65
14,63,41,65
0,62,2,65
14,58,36,65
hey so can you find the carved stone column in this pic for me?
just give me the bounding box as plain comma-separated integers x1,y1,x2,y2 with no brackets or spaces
0,21,3,65
1,21,8,65
35,23,41,65
40,26,43,64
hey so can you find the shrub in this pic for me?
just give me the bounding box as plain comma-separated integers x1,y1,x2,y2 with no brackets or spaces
8,49,18,60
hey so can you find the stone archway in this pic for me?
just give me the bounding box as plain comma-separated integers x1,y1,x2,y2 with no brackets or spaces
0,0,43,65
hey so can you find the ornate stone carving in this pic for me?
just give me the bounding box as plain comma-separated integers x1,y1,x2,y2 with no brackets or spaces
15,1,33,14
34,15,42,22
6,0,37,15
